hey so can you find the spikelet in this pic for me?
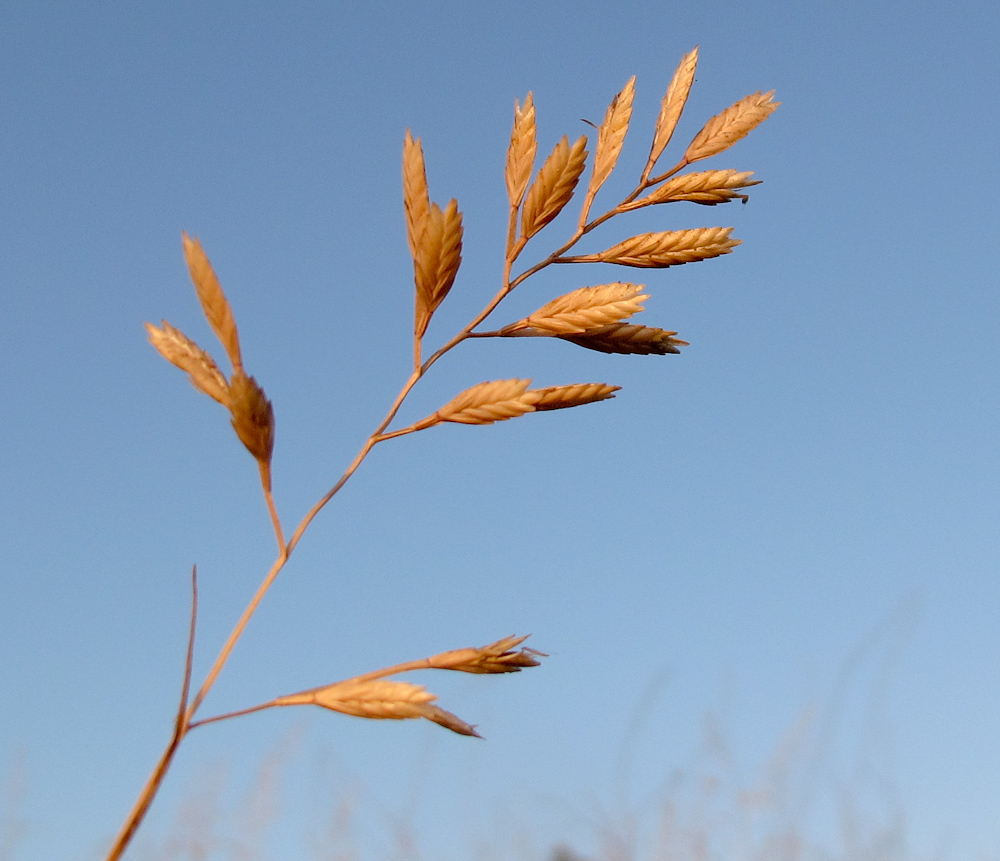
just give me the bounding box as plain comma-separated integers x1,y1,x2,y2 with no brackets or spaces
150,237,276,472
145,321,231,407
561,227,739,268
684,91,780,164
434,378,536,425
228,369,275,465
428,378,621,426
428,635,546,674
529,383,620,411
521,135,589,241
560,323,689,355
413,198,464,339
505,94,537,209
275,680,480,737
645,47,699,176
182,233,243,372
500,283,648,336
402,131,430,259
580,77,635,223
626,170,760,208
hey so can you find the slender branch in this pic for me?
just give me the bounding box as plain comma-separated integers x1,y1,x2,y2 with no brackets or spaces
178,566,198,725
645,158,689,188
284,369,423,557
259,461,285,551
273,656,448,706
188,700,279,730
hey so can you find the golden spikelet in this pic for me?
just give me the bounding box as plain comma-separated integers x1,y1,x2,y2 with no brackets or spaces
529,383,620,411
429,635,546,674
435,378,536,425
276,680,479,736
628,170,760,207
505,93,537,209
645,46,699,175
413,198,464,339
580,76,635,223
310,680,435,717
561,226,739,268
500,283,648,335
683,91,780,164
228,369,275,466
521,135,589,241
182,233,243,372
426,377,622,427
402,130,430,259
145,321,231,407
560,323,689,355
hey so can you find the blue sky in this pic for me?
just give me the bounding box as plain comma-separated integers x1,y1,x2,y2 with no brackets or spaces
2,1,998,859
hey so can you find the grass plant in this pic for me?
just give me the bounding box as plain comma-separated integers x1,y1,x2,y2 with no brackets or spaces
108,47,778,859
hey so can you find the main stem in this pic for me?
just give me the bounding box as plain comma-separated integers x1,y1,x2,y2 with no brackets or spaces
106,347,451,860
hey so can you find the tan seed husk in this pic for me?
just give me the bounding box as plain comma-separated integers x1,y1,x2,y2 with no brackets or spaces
626,170,760,208
228,369,275,466
580,76,635,222
435,378,536,425
500,282,648,336
413,198,464,339
310,680,435,717
403,130,431,259
429,635,546,674
277,680,479,737
505,94,537,209
182,233,243,372
684,91,780,164
561,323,689,355
521,135,589,241
646,46,699,175
562,226,739,268
145,321,231,407
529,383,620,411
421,705,481,737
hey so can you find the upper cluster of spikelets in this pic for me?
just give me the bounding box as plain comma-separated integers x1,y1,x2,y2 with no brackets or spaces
144,45,778,735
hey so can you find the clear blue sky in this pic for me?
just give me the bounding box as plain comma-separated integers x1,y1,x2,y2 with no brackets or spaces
2,2,998,859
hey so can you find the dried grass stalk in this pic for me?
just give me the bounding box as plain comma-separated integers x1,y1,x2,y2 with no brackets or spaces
435,378,536,425
228,369,275,465
413,198,464,339
580,77,635,220
145,321,231,407
627,170,759,208
182,233,243,372
529,383,620,411
521,135,589,241
402,131,431,259
562,226,739,268
505,94,537,209
429,635,546,674
500,282,648,336
645,46,699,175
683,91,780,164
560,323,689,355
